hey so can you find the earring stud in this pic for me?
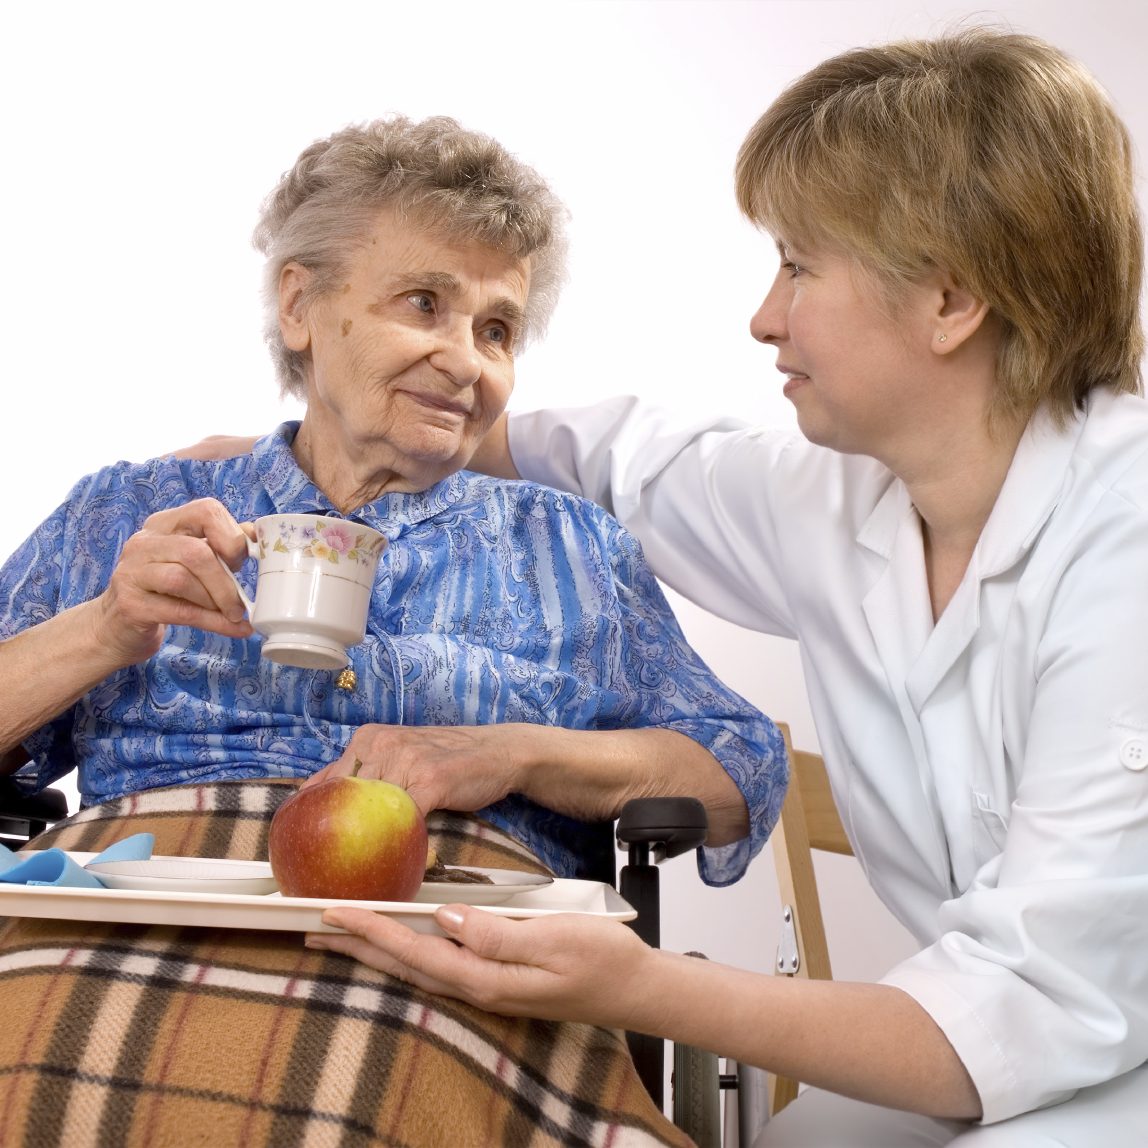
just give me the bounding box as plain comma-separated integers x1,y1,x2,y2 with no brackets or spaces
937,333,948,343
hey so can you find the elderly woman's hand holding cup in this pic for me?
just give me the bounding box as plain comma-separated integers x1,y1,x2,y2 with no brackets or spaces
93,501,389,676
90,498,256,669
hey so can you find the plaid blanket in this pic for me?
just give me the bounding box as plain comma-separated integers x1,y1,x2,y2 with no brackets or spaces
0,781,693,1148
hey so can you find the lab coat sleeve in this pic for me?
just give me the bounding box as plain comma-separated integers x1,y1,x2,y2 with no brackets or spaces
508,397,800,637
882,471,1148,1123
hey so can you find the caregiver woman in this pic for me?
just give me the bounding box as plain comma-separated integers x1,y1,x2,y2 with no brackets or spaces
311,29,1148,1146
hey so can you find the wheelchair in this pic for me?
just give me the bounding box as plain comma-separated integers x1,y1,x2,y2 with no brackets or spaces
611,721,846,1147
0,773,69,851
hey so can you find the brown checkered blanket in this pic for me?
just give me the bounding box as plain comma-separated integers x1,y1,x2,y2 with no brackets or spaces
0,781,693,1148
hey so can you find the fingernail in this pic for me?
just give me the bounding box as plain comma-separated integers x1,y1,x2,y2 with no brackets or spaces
304,936,327,949
436,906,465,932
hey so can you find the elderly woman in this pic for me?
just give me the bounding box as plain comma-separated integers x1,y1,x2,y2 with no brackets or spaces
0,117,783,1146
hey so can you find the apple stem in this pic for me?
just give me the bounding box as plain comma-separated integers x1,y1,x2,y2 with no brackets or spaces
351,758,363,778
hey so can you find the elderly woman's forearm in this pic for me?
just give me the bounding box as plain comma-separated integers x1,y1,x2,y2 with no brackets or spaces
0,603,130,755
510,725,750,845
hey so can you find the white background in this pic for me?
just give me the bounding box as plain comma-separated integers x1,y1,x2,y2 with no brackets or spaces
3,0,1146,1025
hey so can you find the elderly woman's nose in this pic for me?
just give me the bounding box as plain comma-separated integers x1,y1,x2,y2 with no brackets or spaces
430,327,484,385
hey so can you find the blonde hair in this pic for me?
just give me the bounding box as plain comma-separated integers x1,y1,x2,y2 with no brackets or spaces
255,116,569,399
735,28,1144,426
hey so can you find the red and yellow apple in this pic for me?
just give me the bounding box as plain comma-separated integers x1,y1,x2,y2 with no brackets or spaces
268,774,428,901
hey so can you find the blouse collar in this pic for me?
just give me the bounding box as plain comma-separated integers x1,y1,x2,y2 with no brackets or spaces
252,421,472,535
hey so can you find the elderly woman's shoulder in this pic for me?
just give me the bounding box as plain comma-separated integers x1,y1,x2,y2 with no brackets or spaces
56,449,256,518
462,471,634,537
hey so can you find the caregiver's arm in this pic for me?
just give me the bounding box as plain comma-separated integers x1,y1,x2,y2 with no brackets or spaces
639,951,980,1118
313,906,982,1120
167,434,260,460
465,414,519,478
503,398,752,507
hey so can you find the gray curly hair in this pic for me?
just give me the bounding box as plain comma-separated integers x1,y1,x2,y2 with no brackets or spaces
254,116,570,399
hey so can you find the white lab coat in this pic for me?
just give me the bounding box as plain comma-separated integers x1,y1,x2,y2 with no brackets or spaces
508,388,1148,1125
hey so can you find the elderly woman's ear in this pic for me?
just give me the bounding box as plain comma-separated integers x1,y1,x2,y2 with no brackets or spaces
278,263,314,353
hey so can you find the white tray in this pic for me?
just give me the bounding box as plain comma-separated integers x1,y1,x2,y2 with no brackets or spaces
0,852,636,936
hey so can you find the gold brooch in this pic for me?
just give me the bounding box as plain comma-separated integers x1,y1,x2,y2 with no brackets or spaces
335,667,357,692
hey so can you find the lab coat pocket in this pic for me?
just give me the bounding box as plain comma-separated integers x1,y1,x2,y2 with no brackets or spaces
972,789,1009,856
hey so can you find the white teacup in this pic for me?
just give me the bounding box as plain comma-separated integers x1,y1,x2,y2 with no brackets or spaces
222,513,388,670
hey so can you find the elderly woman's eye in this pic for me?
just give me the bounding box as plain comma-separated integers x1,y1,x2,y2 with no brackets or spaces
480,321,515,350
408,293,435,313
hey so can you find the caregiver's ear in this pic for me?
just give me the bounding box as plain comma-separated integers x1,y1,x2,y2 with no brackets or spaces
931,270,992,353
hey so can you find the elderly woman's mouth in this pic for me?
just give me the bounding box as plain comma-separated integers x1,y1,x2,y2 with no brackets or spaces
403,391,472,416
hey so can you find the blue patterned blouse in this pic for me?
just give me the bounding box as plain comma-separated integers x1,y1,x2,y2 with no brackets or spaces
0,423,786,883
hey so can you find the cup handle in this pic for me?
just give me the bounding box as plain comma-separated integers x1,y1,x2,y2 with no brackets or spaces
216,536,259,617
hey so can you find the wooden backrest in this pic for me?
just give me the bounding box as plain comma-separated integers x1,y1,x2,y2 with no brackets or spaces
767,723,852,1114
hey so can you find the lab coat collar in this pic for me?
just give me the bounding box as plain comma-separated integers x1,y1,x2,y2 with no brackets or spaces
855,402,1082,568
860,401,1086,715
971,402,1085,579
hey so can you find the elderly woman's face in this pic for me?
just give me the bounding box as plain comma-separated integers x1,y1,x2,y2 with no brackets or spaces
282,208,529,494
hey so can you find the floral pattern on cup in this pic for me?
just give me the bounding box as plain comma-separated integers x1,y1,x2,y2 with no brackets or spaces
258,518,386,569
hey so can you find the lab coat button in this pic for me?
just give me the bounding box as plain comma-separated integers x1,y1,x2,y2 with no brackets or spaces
1119,737,1148,771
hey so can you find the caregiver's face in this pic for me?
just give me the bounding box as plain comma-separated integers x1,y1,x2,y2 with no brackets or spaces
750,238,936,463
285,208,529,490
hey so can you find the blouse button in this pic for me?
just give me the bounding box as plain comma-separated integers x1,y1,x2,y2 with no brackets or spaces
1119,737,1148,771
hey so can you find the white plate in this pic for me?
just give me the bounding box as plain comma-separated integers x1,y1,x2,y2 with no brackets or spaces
2,852,633,937
414,867,553,906
85,856,279,895
83,857,550,905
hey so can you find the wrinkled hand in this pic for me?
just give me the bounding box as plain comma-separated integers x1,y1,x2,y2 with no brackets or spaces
303,724,526,816
308,904,652,1028
91,498,254,667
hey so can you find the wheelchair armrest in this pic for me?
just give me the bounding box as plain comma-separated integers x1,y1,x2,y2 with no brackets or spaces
616,796,708,863
615,796,707,949
615,796,708,1110
0,776,70,845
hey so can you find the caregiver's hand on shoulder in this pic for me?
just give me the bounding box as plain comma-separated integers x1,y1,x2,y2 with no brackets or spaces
91,498,254,666
308,905,653,1027
168,433,259,460
303,724,529,816
464,413,519,479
